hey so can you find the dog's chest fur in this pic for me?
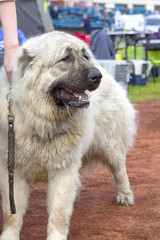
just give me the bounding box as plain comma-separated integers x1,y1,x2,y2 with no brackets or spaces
14,118,86,182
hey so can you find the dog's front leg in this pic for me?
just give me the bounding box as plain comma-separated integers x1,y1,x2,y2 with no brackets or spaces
0,168,29,240
47,161,81,240
107,156,134,206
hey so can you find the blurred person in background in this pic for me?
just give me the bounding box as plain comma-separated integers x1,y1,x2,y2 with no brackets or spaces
0,0,19,83
94,3,102,17
50,5,60,20
80,14,92,34
122,6,129,14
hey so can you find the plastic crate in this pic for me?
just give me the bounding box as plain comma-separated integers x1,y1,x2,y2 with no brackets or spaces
97,60,129,91
129,74,149,86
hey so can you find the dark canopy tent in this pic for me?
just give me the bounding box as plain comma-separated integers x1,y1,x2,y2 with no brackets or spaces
16,0,54,38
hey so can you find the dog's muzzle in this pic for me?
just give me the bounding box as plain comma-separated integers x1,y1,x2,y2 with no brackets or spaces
50,69,102,108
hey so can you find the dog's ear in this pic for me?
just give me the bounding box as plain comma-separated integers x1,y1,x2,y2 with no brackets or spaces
17,48,35,73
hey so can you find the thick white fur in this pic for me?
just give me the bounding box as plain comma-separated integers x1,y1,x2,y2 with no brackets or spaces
0,31,136,240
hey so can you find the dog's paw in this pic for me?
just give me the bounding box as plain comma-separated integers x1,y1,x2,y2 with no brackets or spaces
0,232,19,240
0,236,19,240
47,234,67,240
117,190,134,206
47,229,67,240
0,237,19,240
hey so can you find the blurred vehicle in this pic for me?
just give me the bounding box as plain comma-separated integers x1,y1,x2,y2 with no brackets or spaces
115,14,145,32
145,14,160,33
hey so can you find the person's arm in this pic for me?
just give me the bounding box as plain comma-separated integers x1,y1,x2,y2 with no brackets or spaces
0,0,19,83
80,23,84,27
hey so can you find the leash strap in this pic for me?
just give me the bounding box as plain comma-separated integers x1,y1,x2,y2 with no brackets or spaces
7,93,16,214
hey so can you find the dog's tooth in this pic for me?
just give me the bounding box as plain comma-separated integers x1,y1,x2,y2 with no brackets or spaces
79,96,82,101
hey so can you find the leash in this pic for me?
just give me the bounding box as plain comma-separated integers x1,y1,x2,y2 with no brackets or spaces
7,88,16,214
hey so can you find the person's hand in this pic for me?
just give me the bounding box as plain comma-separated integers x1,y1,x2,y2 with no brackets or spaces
4,44,19,84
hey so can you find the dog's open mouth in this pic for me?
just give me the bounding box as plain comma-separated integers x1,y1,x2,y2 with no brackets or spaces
54,87,90,108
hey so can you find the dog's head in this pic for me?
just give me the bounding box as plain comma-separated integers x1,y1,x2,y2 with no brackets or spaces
13,31,102,111
48,45,102,108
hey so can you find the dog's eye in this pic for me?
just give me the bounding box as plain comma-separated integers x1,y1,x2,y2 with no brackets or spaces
84,55,89,61
61,56,71,62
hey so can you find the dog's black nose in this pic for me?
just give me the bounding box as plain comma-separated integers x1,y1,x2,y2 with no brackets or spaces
88,70,102,83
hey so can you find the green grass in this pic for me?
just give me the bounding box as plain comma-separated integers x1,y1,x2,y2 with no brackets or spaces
117,46,144,59
128,79,160,103
117,46,160,102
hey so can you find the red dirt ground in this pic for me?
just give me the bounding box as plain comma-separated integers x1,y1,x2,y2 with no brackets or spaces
0,98,160,240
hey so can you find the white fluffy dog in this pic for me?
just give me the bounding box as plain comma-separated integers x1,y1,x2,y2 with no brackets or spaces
0,31,136,240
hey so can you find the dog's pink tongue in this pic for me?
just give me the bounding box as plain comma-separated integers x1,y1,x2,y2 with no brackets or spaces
73,92,88,100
